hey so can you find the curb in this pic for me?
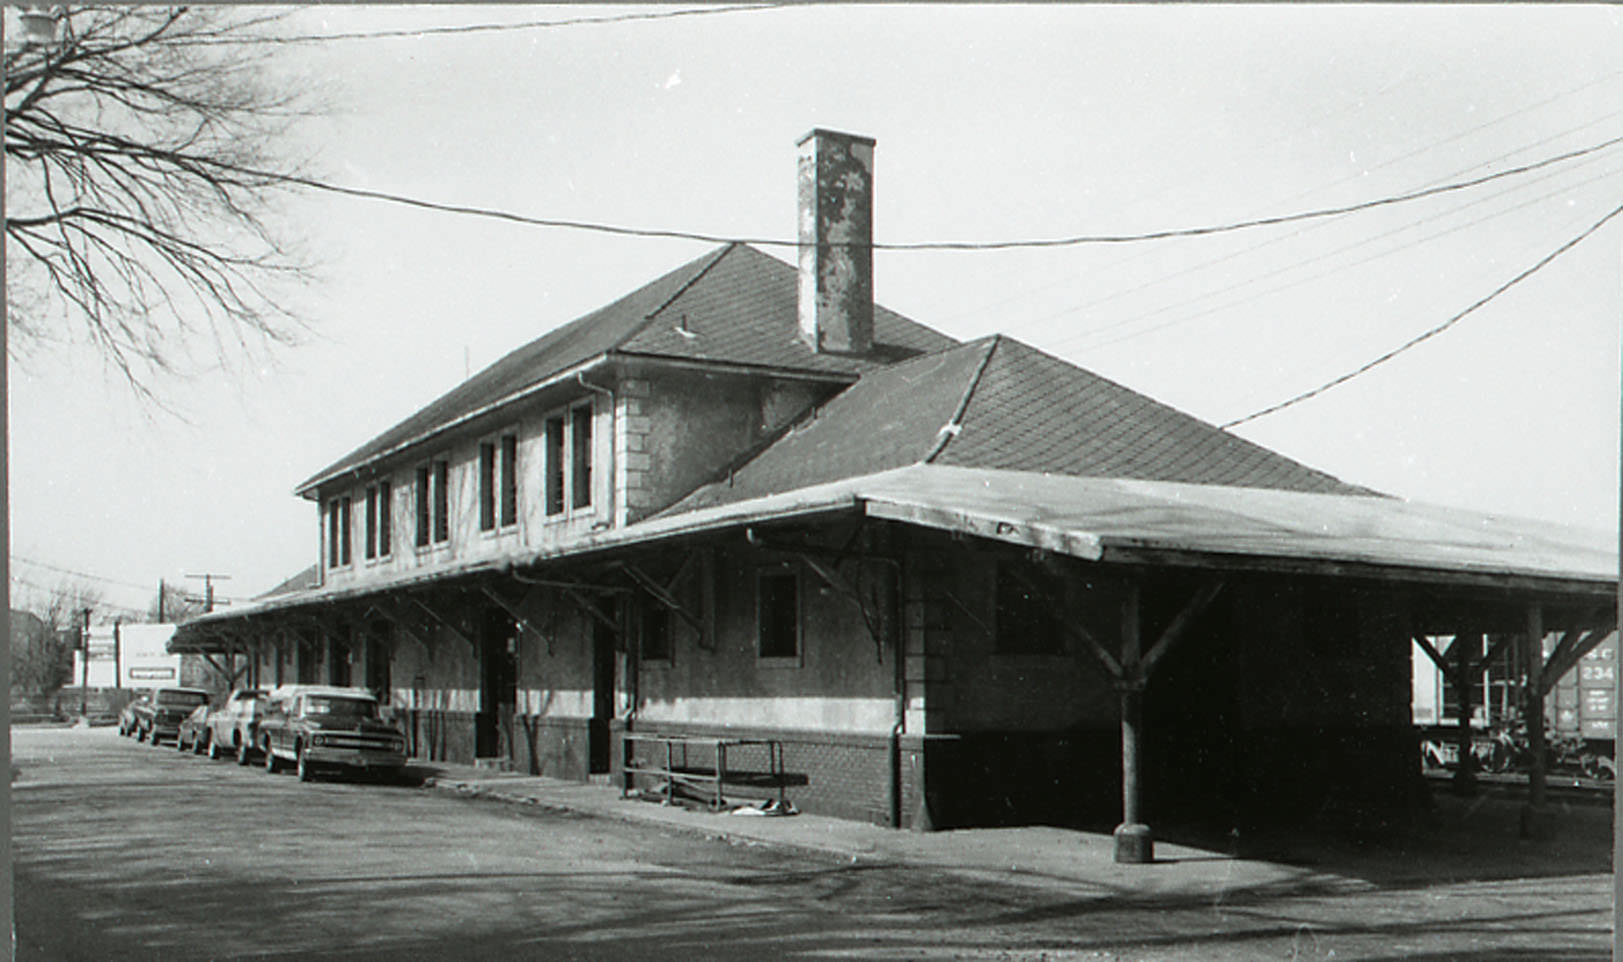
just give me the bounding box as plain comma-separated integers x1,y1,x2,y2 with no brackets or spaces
420,774,880,865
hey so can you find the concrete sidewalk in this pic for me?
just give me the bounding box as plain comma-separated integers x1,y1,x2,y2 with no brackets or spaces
410,763,1481,902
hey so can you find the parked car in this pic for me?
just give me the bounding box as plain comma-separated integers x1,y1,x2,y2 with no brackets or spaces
258,685,407,782
125,687,210,745
176,704,212,754
203,688,270,764
117,695,149,737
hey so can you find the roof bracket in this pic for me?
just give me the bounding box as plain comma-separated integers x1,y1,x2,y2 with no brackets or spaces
799,553,889,661
619,561,705,637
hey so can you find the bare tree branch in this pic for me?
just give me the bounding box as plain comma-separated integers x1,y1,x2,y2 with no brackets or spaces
5,6,318,392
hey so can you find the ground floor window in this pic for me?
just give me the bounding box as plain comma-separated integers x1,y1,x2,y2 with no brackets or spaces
757,568,800,663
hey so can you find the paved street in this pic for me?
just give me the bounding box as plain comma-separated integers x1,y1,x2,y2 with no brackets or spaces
10,726,1614,961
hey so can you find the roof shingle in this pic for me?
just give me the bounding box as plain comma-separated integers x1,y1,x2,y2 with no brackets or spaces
668,334,1375,513
299,244,954,492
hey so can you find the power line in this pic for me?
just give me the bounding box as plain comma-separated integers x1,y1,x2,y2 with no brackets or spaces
11,555,156,593
172,4,795,45
1003,113,1623,344
255,133,1623,252
1221,199,1623,430
1065,157,1623,354
930,79,1623,327
9,555,249,604
7,575,149,617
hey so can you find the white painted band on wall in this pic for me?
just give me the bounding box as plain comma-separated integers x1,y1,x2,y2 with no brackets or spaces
636,695,895,733
391,687,480,712
517,688,593,716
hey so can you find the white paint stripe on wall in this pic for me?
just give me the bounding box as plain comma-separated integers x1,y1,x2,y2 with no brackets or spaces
391,688,480,712
517,689,593,717
635,696,896,733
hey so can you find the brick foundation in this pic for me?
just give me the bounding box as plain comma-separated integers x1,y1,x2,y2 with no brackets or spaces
614,720,898,825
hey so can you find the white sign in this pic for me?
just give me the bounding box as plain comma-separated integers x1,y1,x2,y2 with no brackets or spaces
70,624,182,689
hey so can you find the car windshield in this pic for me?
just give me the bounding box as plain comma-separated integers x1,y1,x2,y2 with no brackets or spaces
304,696,378,721
156,690,208,708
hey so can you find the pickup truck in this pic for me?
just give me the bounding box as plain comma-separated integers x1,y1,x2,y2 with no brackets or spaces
203,688,270,764
122,687,210,745
256,685,407,782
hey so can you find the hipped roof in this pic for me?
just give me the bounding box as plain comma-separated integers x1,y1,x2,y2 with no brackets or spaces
297,244,955,494
667,335,1373,514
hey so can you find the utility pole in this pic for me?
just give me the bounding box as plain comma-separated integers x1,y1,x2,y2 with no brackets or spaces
184,572,232,613
113,620,123,690
79,607,91,717
157,578,166,622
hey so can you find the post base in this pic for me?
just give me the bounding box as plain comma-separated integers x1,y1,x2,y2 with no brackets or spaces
1519,804,1554,840
1113,822,1154,863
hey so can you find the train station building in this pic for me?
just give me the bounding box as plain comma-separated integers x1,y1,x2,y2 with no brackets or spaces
170,130,1617,860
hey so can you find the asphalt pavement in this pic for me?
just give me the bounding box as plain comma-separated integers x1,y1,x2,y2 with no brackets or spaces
12,724,1615,961
415,748,1614,901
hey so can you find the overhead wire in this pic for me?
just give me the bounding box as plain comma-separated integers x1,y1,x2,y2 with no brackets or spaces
169,4,797,45
1220,199,1623,429
251,133,1623,252
1063,153,1623,353
928,72,1623,327
8,575,150,617
10,555,247,605
11,555,161,593
1019,113,1623,347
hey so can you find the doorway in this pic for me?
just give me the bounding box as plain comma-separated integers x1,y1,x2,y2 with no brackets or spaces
590,601,618,774
478,608,518,761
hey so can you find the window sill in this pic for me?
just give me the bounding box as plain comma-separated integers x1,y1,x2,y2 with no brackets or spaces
756,655,802,670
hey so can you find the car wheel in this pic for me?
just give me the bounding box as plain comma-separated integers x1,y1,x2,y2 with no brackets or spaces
237,738,251,767
208,738,222,761
135,724,147,743
264,740,279,773
296,749,313,782
194,734,208,756
175,732,188,751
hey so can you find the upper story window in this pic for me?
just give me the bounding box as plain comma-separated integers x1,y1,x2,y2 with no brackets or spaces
414,458,450,549
545,400,593,518
325,496,353,569
364,481,392,560
479,432,519,533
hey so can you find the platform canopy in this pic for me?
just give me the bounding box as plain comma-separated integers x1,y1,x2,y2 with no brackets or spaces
175,463,1616,648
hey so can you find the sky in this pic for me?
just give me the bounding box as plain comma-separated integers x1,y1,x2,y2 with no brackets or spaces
8,3,1623,620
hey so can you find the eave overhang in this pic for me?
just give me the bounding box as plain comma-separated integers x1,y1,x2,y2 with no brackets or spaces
182,464,1617,653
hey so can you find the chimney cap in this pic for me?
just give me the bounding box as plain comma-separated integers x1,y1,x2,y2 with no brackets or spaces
797,128,877,148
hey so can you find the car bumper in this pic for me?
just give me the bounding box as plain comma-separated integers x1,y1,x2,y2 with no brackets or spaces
303,747,407,770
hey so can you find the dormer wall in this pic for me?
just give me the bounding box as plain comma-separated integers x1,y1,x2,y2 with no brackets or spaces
312,362,839,588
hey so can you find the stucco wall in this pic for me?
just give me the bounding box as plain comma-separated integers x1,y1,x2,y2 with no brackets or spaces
633,546,897,734
939,552,1119,732
314,387,613,591
628,371,824,523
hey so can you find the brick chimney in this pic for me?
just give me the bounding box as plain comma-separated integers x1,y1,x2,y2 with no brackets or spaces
797,128,875,355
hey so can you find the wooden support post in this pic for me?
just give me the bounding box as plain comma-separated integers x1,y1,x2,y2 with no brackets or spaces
1113,582,1153,864
1452,633,1478,797
1521,606,1548,838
